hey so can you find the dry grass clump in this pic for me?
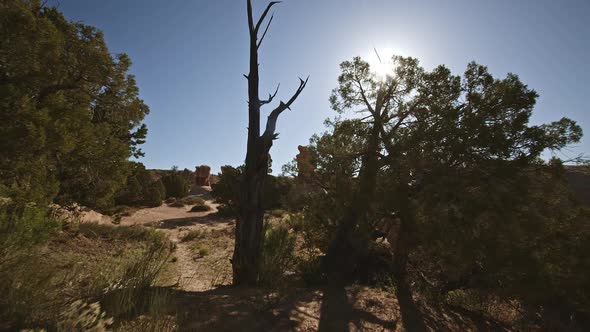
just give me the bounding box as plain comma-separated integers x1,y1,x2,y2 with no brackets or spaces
180,229,206,243
179,196,205,206
0,212,176,331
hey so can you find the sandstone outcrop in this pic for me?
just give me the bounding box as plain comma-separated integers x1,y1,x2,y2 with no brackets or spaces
296,145,315,181
195,165,211,186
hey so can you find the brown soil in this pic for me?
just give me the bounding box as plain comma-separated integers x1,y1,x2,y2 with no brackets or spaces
118,187,511,331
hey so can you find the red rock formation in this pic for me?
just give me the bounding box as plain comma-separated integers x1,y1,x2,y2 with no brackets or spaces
195,165,211,186
296,145,315,181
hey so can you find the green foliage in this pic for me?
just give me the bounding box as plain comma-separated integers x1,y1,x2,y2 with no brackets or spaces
258,223,296,287
0,205,60,271
0,216,173,330
161,173,190,199
76,222,165,243
179,196,205,206
264,175,295,211
198,247,210,257
411,167,590,326
0,0,149,209
189,204,211,212
101,241,174,318
116,163,164,207
211,165,294,216
210,165,242,216
298,54,587,327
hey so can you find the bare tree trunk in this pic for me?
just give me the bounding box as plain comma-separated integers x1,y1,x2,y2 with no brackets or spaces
232,0,307,286
392,168,414,280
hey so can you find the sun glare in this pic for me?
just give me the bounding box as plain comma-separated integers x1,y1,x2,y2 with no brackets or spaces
367,47,397,80
367,47,395,79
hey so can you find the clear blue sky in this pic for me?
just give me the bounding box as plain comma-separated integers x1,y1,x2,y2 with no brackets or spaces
56,0,589,174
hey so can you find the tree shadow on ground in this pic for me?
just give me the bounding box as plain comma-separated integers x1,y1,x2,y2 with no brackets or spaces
394,276,427,332
393,278,511,332
318,282,397,332
146,214,234,230
113,284,510,331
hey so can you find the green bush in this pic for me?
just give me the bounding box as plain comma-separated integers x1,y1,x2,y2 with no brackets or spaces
0,203,174,330
264,176,294,211
198,247,210,257
211,165,294,217
115,163,164,207
189,204,211,212
215,204,236,217
161,173,190,199
180,196,205,206
0,205,60,269
258,223,296,287
211,166,242,216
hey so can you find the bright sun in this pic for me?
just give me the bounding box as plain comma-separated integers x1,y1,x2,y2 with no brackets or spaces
367,47,396,79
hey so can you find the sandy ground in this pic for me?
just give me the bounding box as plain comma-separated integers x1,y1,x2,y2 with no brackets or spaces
121,190,234,292
113,187,510,331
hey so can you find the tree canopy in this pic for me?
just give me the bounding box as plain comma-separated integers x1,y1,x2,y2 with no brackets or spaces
0,0,149,209
292,55,587,328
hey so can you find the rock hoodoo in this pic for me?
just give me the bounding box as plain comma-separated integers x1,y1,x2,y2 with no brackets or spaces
296,145,315,181
195,165,211,186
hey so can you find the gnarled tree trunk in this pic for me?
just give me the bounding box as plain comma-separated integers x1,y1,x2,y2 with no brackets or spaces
325,119,382,276
232,0,308,286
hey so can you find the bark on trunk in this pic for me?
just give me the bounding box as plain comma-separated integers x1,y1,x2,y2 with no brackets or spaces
325,120,381,275
232,159,267,285
232,0,307,286
393,175,413,280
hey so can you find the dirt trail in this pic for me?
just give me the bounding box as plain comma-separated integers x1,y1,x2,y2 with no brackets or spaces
121,190,234,292
118,188,511,331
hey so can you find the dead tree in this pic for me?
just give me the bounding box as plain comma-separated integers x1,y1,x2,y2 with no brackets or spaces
232,0,308,286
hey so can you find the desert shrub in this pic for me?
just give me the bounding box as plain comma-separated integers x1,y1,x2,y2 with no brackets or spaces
297,255,325,286
76,223,164,243
264,176,295,211
188,242,211,258
198,247,210,257
211,165,294,217
179,196,205,206
181,230,206,242
288,200,341,255
258,223,296,287
115,163,164,207
214,204,236,217
161,173,190,199
406,166,590,330
0,205,62,328
145,180,166,207
0,205,60,272
211,166,242,216
0,210,173,330
101,241,174,318
164,197,176,204
167,201,185,208
189,204,211,212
